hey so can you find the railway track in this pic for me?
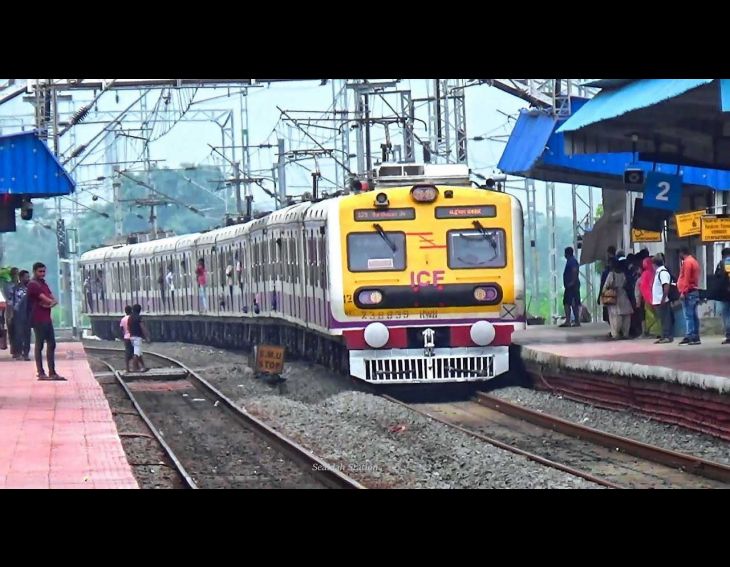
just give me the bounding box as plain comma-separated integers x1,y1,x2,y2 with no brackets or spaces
384,392,730,489
85,346,364,489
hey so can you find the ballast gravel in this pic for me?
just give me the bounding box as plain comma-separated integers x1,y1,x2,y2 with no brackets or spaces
87,340,601,488
490,386,730,466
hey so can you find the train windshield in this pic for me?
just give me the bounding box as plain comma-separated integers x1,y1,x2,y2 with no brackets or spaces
448,228,506,269
347,232,406,272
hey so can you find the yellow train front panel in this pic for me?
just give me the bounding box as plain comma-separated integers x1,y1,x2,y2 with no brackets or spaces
337,185,523,323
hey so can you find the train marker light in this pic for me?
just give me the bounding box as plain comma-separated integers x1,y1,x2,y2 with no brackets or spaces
358,289,383,305
474,286,498,302
410,185,439,203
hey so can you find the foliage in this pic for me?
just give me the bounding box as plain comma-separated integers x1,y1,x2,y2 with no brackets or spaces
78,164,231,253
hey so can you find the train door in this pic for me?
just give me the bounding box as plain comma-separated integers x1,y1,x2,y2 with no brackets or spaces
319,226,328,327
304,227,315,326
181,253,190,313
287,232,294,318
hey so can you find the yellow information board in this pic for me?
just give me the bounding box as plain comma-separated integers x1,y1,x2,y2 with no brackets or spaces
701,216,730,242
631,228,662,243
675,209,704,237
255,345,285,375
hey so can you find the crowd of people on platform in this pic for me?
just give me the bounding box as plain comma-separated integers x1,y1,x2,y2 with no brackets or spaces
561,243,730,345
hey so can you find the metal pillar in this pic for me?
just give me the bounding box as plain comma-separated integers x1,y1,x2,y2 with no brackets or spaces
453,82,468,163
232,161,243,216
355,92,365,175
338,81,351,182
525,178,539,317
277,138,287,207
400,91,415,163
113,179,123,236
546,182,559,324
571,184,599,322
623,190,634,253
241,90,252,207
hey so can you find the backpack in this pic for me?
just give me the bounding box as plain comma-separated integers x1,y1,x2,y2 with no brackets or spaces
666,269,680,302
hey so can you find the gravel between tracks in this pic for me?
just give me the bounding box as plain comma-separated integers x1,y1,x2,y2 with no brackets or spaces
86,340,600,488
490,386,730,466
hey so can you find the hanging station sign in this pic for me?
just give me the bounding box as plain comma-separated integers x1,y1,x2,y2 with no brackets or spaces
701,216,730,243
631,228,663,243
674,209,705,238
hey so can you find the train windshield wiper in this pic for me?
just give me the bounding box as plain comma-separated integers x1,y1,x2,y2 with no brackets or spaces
373,223,396,253
462,220,498,261
471,221,498,250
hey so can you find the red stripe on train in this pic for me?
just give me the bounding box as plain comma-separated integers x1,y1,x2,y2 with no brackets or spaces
343,324,513,350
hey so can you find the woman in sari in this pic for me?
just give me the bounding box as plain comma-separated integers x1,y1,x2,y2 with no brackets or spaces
636,257,658,337
602,258,634,339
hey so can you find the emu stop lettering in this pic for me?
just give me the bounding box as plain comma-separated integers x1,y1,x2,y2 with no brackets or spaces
256,345,285,375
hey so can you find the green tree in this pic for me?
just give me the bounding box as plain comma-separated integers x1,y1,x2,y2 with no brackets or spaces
78,164,230,253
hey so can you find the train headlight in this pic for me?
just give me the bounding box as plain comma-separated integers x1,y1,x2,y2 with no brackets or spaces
358,289,383,305
410,184,439,203
474,286,499,302
374,193,390,208
364,322,389,348
470,320,496,346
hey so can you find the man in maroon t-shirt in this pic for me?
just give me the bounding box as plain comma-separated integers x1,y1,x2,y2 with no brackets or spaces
27,262,66,381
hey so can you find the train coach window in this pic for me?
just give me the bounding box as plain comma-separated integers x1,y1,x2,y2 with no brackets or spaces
347,232,406,272
447,228,507,269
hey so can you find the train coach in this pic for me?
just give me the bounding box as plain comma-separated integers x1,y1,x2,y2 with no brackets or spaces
81,164,525,384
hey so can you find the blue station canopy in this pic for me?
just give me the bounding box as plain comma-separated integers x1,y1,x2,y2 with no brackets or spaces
0,131,76,198
499,98,730,191
552,79,730,171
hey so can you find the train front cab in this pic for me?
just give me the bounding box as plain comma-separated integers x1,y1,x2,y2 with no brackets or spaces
332,184,525,384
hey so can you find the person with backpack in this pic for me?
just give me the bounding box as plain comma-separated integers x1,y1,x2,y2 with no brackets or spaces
677,246,701,345
709,248,730,344
652,254,674,344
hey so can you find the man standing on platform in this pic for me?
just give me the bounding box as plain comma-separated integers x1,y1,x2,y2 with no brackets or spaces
677,246,701,345
652,254,674,344
27,262,65,381
560,246,581,328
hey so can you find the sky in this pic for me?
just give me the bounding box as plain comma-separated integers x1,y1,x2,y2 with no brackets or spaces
0,79,598,230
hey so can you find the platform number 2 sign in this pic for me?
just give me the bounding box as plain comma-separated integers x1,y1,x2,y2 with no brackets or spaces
643,172,682,212
656,182,671,202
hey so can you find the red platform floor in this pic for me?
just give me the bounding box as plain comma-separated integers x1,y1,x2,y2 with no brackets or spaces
0,342,138,489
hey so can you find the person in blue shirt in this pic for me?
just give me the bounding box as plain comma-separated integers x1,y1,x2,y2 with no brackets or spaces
560,246,581,327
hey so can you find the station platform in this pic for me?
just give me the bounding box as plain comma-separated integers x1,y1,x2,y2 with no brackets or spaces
0,342,138,489
512,323,730,439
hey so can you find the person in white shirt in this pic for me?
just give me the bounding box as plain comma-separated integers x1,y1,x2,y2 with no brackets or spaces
165,265,175,311
651,254,673,343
